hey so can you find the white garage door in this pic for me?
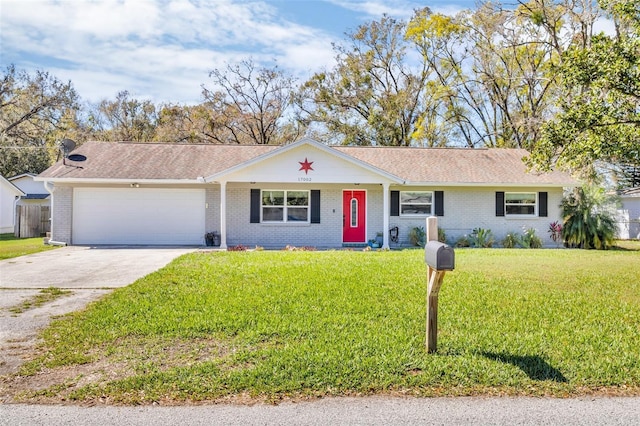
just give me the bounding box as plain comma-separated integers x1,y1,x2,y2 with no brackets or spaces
73,187,205,245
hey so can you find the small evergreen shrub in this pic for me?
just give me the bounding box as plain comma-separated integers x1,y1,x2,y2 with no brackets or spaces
502,232,520,248
521,228,542,249
455,235,471,248
409,226,426,247
438,227,446,243
469,228,494,248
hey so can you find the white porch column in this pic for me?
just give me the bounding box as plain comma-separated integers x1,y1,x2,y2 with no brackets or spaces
219,181,227,249
382,182,390,249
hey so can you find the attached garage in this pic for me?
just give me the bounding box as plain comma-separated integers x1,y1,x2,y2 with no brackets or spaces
72,187,205,245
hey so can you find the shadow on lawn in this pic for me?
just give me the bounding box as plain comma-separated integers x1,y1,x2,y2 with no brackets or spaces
481,351,568,382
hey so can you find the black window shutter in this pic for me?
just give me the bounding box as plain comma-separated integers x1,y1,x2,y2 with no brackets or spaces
250,189,260,223
496,192,505,217
390,191,400,216
435,191,444,216
310,190,321,223
539,192,548,217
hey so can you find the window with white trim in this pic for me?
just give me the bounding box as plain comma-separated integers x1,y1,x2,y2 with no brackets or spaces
505,192,536,215
400,191,433,215
261,190,309,222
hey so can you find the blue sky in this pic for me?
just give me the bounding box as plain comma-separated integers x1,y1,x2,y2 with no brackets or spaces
1,0,479,105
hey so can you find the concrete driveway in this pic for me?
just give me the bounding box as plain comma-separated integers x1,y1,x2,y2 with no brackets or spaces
0,246,196,376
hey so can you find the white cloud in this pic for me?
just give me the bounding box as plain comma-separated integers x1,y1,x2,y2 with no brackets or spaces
326,0,466,20
1,0,338,104
326,0,413,18
593,16,617,37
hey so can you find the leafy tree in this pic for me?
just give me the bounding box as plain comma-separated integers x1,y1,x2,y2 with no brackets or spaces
91,91,158,142
527,0,640,178
0,65,80,176
561,185,618,249
407,1,598,149
298,12,436,146
202,60,300,145
154,104,218,144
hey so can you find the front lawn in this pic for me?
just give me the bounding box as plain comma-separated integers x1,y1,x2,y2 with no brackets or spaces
14,248,640,403
0,233,57,260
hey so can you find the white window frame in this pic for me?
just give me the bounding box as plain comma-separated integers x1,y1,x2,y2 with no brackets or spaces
261,190,310,223
400,191,433,216
505,192,537,217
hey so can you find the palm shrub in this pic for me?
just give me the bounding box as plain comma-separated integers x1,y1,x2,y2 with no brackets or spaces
561,186,617,250
409,226,426,247
520,228,543,248
469,227,494,248
409,226,446,246
501,232,520,248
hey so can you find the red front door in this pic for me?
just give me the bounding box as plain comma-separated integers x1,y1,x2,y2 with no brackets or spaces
343,190,366,243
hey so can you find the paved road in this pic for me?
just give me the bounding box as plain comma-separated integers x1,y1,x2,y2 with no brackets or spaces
0,246,196,375
2,396,640,425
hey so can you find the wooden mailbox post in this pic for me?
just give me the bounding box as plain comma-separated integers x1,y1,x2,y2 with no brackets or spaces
425,216,455,353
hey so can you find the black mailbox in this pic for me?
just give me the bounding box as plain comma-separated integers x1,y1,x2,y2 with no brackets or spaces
425,241,455,271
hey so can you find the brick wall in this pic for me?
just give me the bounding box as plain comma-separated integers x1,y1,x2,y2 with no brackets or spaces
50,182,565,248
225,184,347,248
51,185,72,243
388,186,564,247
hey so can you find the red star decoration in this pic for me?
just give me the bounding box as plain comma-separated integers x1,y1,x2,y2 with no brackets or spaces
298,157,314,174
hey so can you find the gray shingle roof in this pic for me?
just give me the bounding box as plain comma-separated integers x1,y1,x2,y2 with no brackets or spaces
39,142,277,180
38,140,575,186
334,146,575,185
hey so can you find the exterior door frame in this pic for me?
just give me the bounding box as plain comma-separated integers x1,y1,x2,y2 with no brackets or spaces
342,189,367,243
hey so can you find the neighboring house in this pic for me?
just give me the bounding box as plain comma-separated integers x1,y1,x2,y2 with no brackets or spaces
9,173,52,238
36,138,577,248
0,175,25,234
9,173,51,207
619,188,640,240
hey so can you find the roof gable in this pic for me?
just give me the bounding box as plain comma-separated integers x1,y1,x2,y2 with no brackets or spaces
1,175,25,196
9,173,48,194
204,138,403,184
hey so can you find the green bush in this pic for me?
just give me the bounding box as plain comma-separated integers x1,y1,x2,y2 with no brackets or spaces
409,226,426,247
501,232,520,248
561,186,617,250
520,228,542,249
469,228,494,248
408,226,446,246
455,235,470,247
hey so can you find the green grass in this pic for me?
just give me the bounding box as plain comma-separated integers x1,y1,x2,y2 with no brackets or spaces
8,287,72,314
0,233,57,260
17,248,640,403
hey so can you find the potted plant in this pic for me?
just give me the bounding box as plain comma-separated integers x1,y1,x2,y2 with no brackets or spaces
205,232,221,247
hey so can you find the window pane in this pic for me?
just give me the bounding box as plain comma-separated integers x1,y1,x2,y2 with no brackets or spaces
401,191,432,204
506,205,535,215
287,207,308,222
262,191,284,206
351,198,358,227
262,207,283,221
506,193,535,204
287,191,309,206
401,204,432,215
